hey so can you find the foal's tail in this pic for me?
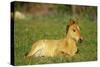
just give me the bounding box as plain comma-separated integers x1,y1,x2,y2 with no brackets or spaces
25,51,29,57
24,51,31,58
24,46,36,58
24,41,44,58
24,49,35,58
24,45,40,58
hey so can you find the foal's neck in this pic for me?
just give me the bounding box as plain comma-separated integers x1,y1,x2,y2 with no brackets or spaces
63,33,76,46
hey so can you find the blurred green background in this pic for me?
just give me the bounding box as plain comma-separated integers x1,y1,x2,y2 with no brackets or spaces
12,2,97,65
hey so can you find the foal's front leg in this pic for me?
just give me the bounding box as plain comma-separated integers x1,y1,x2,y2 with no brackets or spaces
62,50,76,57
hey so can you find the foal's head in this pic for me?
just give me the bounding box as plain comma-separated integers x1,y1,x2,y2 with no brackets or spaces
66,19,83,43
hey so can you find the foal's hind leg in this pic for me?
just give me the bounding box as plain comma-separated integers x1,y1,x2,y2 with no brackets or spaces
25,44,40,57
25,48,36,58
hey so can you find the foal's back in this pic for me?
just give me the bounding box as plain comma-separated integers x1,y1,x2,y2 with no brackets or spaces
27,39,62,57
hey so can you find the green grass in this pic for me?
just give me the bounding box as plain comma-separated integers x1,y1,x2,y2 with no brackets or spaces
14,14,97,65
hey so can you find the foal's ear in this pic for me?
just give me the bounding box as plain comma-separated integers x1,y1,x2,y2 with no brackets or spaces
66,19,75,32
69,19,76,26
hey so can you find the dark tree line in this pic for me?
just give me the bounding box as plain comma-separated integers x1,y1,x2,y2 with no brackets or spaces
14,1,97,21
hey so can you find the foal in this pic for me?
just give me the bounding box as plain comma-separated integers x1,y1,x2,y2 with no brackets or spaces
25,19,83,57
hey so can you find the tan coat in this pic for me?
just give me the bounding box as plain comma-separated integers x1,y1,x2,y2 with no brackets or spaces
25,19,83,58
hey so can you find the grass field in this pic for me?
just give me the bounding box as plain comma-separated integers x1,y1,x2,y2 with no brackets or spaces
14,14,97,65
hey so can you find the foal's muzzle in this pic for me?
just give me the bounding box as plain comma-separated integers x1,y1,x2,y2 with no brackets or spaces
79,37,83,43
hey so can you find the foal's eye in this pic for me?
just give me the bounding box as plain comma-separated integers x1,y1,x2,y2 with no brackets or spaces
73,29,76,32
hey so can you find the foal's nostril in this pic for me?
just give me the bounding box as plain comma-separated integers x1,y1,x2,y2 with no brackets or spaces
79,38,83,43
